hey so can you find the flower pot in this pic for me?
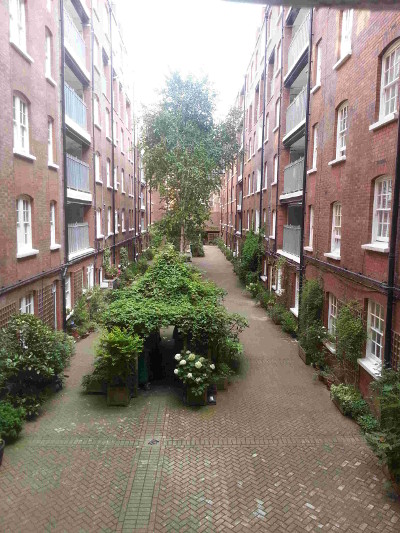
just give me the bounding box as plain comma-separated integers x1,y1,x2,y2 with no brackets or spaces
107,384,130,406
215,377,228,391
86,379,107,394
186,387,207,406
0,440,4,466
298,345,311,365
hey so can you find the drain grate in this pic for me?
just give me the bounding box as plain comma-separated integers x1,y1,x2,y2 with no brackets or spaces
148,439,159,445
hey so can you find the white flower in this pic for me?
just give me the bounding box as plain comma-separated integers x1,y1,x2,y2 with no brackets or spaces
187,373,193,379
174,369,179,375
186,350,191,354
199,357,205,363
179,359,187,366
188,354,196,361
196,377,201,383
210,364,215,370
195,361,202,369
174,354,181,361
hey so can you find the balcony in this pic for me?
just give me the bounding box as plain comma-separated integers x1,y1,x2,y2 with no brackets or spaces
283,87,307,145
68,222,94,260
65,83,91,144
285,12,310,84
281,158,304,198
278,225,301,262
66,154,92,203
64,9,90,82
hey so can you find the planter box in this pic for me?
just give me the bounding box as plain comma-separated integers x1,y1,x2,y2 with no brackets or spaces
85,379,107,394
107,385,130,406
298,345,311,365
186,388,207,406
0,440,4,466
331,396,347,416
215,377,228,391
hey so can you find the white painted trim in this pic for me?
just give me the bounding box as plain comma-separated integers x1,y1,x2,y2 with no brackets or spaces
310,83,321,95
50,244,61,251
13,149,36,161
67,188,92,203
290,307,299,317
361,242,389,253
369,112,398,132
357,357,381,379
10,40,34,63
46,75,57,87
277,249,300,264
279,190,302,201
282,118,306,144
68,247,95,261
48,162,59,170
65,116,91,144
328,155,346,166
307,168,317,175
324,252,341,261
332,51,352,71
17,248,39,259
303,246,313,252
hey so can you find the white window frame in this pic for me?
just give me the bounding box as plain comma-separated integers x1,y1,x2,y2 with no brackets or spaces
87,265,94,290
255,209,260,233
10,0,27,52
45,31,52,77
121,128,124,153
50,201,56,247
271,210,276,238
330,202,342,256
275,41,281,73
94,95,100,127
328,293,338,337
114,166,118,190
315,41,322,86
16,197,32,254
115,210,119,234
367,300,384,363
373,176,392,243
121,209,125,232
65,274,71,311
105,109,110,137
309,206,314,248
312,124,318,169
276,267,282,295
95,152,101,182
380,41,400,120
336,102,348,159
121,168,125,193
265,115,269,142
96,207,102,238
93,37,99,70
106,159,111,187
340,10,353,58
273,155,278,183
13,95,29,153
48,118,54,164
256,169,261,192
20,292,34,315
275,98,280,128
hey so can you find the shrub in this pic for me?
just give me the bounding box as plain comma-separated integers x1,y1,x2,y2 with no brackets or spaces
174,351,215,396
330,384,368,418
191,241,205,257
119,247,130,270
68,294,91,336
246,282,261,298
87,286,106,323
0,402,26,442
257,289,275,310
268,304,286,325
298,279,326,365
357,413,379,433
335,302,366,381
281,311,298,336
143,248,154,261
103,247,118,278
137,256,149,275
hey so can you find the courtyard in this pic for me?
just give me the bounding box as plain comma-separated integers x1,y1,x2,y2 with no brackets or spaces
0,246,399,532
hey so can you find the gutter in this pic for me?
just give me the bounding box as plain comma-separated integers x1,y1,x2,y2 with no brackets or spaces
109,1,116,264
259,8,270,233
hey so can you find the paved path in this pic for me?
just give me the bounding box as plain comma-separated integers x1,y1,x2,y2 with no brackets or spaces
1,245,400,532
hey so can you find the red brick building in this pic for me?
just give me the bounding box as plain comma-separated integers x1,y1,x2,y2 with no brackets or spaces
0,0,150,331
221,5,400,395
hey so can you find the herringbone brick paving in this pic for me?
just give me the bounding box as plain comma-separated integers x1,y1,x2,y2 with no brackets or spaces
0,245,399,532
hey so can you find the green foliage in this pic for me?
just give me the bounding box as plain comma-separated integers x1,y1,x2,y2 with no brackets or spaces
281,311,298,336
330,384,369,418
174,351,215,396
246,282,261,299
143,248,154,261
103,248,118,278
237,231,263,284
216,362,233,378
0,402,25,442
336,302,366,369
191,241,205,257
68,294,91,336
357,414,379,433
87,287,107,323
119,247,130,271
298,279,326,365
268,304,286,325
257,288,275,310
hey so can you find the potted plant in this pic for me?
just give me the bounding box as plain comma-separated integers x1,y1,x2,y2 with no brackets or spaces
0,401,26,466
174,351,215,406
89,327,143,406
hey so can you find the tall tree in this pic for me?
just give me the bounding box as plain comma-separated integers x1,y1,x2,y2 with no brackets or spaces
142,72,240,252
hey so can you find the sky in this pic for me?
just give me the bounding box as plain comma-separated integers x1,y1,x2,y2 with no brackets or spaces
117,0,264,120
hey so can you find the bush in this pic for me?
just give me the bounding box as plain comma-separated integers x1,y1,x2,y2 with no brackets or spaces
357,413,379,433
137,256,149,275
67,294,91,336
143,248,154,261
174,351,215,396
119,247,130,270
330,384,369,418
268,304,286,325
246,282,261,298
257,289,275,310
281,311,298,336
0,402,26,442
336,302,366,377
87,286,106,323
191,241,205,257
298,279,326,365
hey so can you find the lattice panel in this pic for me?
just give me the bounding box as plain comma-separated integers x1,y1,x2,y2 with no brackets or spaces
38,286,55,329
391,330,400,371
74,270,83,303
0,302,17,329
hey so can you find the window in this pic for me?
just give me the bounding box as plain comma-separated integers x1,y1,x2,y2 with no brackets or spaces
275,41,281,73
104,4,109,35
340,9,353,58
263,162,268,189
50,202,56,247
293,274,300,314
271,210,276,237
373,176,392,243
248,138,252,160
115,210,118,233
328,294,338,337
87,265,94,290
121,209,125,231
248,175,251,196
114,166,118,190
273,155,278,183
275,99,280,128
276,267,282,294
265,114,269,142
10,0,26,52
107,207,112,235
121,168,125,193
95,152,101,182
247,211,250,229
65,274,71,311
94,95,100,126
96,207,102,237
380,41,400,119
312,124,318,169
93,37,100,70
309,206,314,248
47,0,52,12
255,210,260,233
256,170,261,192
106,158,111,187
367,300,384,362
45,30,52,77
315,41,322,86
121,129,124,152
13,95,29,153
20,293,34,315
113,120,117,143
105,109,110,137
330,202,342,256
253,132,256,155
16,197,32,254
48,118,54,164
336,102,348,158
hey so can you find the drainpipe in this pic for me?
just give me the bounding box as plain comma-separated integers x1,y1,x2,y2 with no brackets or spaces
259,8,269,233
109,2,116,264
60,0,68,332
90,2,98,281
241,76,246,239
298,8,314,307
383,96,400,369
133,116,137,259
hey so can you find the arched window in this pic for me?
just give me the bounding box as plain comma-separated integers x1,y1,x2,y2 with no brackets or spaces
380,40,400,120
16,195,36,256
13,94,29,153
48,117,54,164
45,28,52,77
121,209,125,232
95,152,101,182
336,101,348,159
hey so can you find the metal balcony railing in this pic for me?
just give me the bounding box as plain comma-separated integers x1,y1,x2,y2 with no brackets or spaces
64,9,85,66
287,12,310,75
283,225,301,257
285,86,307,135
65,83,87,129
66,154,90,192
68,223,89,255
283,157,304,194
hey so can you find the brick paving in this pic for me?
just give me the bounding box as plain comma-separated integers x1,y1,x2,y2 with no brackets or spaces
1,245,400,532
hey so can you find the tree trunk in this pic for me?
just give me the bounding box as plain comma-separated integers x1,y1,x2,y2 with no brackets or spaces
180,224,185,253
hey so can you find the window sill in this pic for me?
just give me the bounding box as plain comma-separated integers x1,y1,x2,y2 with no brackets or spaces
369,112,398,132
121,150,125,155
358,357,381,379
46,75,57,87
48,162,59,170
95,179,103,184
307,168,317,175
324,252,341,261
50,244,61,251
271,180,277,186
121,191,126,195
107,233,113,238
260,275,267,282
361,242,389,253
14,149,36,161
96,234,104,239
274,67,281,79
272,125,279,133
17,248,39,259
290,307,299,318
328,155,346,166
10,40,34,63
310,83,321,95
332,51,352,71
106,135,112,142
95,123,102,131
304,246,313,252
269,235,275,240
323,340,336,355
122,229,126,233
107,185,113,190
